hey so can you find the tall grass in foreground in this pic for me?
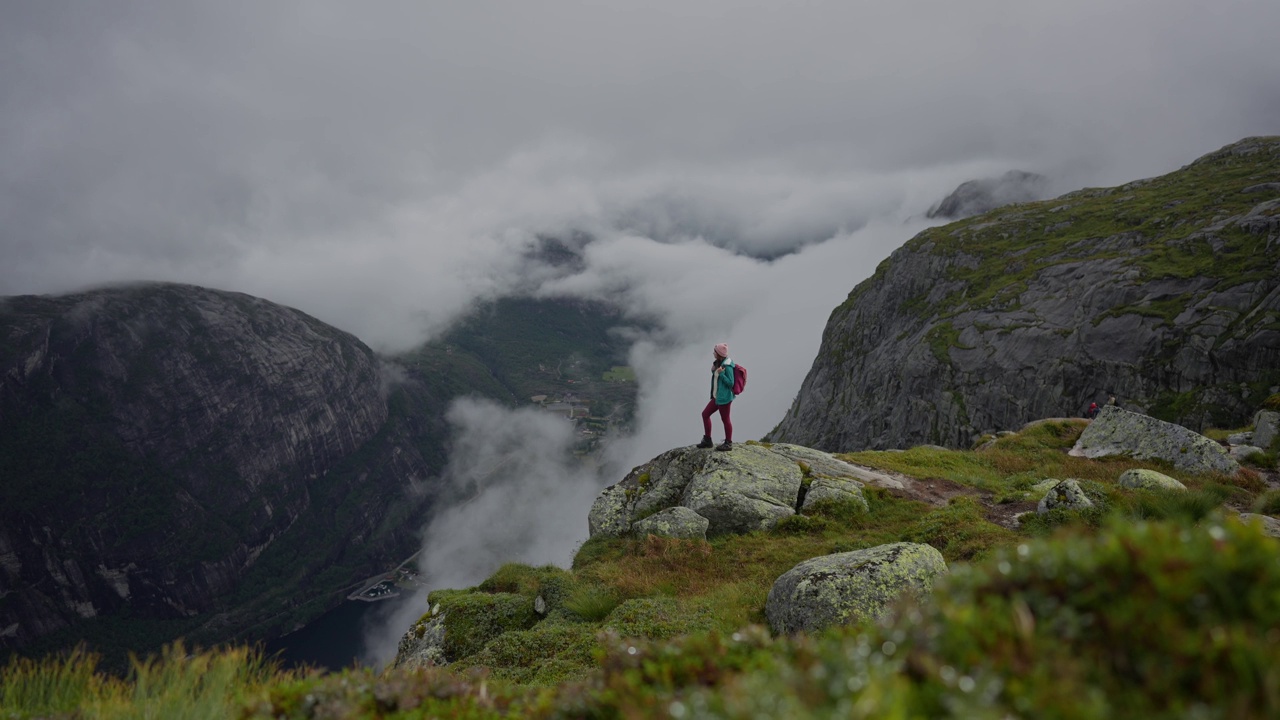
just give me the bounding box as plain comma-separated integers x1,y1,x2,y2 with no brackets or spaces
0,643,291,720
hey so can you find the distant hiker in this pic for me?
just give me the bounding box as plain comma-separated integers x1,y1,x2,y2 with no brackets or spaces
698,343,738,451
1087,402,1099,419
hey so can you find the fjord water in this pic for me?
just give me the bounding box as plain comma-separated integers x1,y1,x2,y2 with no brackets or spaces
265,593,419,671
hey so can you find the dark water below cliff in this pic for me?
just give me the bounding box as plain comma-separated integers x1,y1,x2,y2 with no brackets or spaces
264,593,418,671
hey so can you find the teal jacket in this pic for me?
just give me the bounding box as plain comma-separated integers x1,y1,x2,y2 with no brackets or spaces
711,358,736,405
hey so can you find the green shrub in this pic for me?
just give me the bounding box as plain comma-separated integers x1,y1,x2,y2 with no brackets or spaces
1018,479,1112,534
1120,483,1233,523
0,648,107,717
1243,449,1278,469
905,496,1018,561
585,626,780,710
1202,425,1250,442
909,516,1280,716
463,623,599,686
652,517,1280,718
1261,393,1280,411
0,644,287,720
602,597,717,641
805,497,871,525
571,535,626,570
997,419,1087,451
245,665,512,719
1252,490,1280,515
772,513,829,535
563,585,620,622
476,563,577,615
431,591,538,660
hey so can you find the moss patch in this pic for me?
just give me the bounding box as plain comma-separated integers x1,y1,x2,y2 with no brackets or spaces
428,590,538,660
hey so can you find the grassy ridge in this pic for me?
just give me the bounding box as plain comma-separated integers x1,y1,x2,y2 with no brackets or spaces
843,137,1280,321
7,417,1278,718
0,644,289,720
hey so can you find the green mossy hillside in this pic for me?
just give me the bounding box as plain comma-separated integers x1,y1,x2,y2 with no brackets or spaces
844,137,1280,321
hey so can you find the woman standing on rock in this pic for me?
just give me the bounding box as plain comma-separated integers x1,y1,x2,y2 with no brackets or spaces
698,343,737,451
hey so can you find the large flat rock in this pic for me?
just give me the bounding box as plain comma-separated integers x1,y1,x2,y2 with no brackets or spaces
1069,406,1239,475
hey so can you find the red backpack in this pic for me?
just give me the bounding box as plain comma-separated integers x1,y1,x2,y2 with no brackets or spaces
732,363,747,394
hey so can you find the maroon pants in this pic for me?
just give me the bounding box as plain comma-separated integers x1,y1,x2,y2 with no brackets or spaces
701,399,732,441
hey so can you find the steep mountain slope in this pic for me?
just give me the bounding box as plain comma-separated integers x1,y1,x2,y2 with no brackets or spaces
0,284,442,652
0,284,641,659
770,137,1280,451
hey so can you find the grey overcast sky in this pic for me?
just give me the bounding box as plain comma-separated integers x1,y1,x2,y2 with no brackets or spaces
3,1,1279,406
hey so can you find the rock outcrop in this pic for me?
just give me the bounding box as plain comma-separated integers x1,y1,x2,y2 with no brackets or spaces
1238,513,1280,538
1118,469,1187,491
590,445,801,538
770,137,1280,452
927,170,1048,220
0,283,442,650
1230,445,1267,462
1037,479,1096,514
394,613,447,670
1070,407,1239,475
800,478,869,514
632,507,710,540
765,543,947,635
589,443,870,540
1254,410,1280,450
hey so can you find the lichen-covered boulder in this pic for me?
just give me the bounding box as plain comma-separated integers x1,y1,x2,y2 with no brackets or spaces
1118,469,1187,491
588,482,634,538
1229,445,1267,462
1238,513,1280,538
1069,406,1239,475
1227,431,1255,446
1037,479,1094,514
769,443,864,481
680,444,803,535
631,507,710,540
800,478,869,514
1254,410,1280,450
589,447,710,537
393,611,446,670
1027,478,1061,500
766,542,947,635
589,443,880,539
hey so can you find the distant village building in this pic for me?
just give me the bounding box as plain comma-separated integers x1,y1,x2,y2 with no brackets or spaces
530,395,548,404
544,402,574,418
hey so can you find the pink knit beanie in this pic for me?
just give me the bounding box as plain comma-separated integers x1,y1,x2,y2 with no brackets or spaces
713,343,729,358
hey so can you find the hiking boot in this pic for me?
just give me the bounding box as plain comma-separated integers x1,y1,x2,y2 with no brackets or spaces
715,440,733,451
697,435,714,449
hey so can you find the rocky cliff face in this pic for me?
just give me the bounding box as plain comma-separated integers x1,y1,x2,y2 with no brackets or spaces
0,283,439,650
770,137,1280,451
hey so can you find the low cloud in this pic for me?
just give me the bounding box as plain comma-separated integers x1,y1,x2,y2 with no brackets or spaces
5,2,1278,352
361,397,619,667
539,214,941,464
